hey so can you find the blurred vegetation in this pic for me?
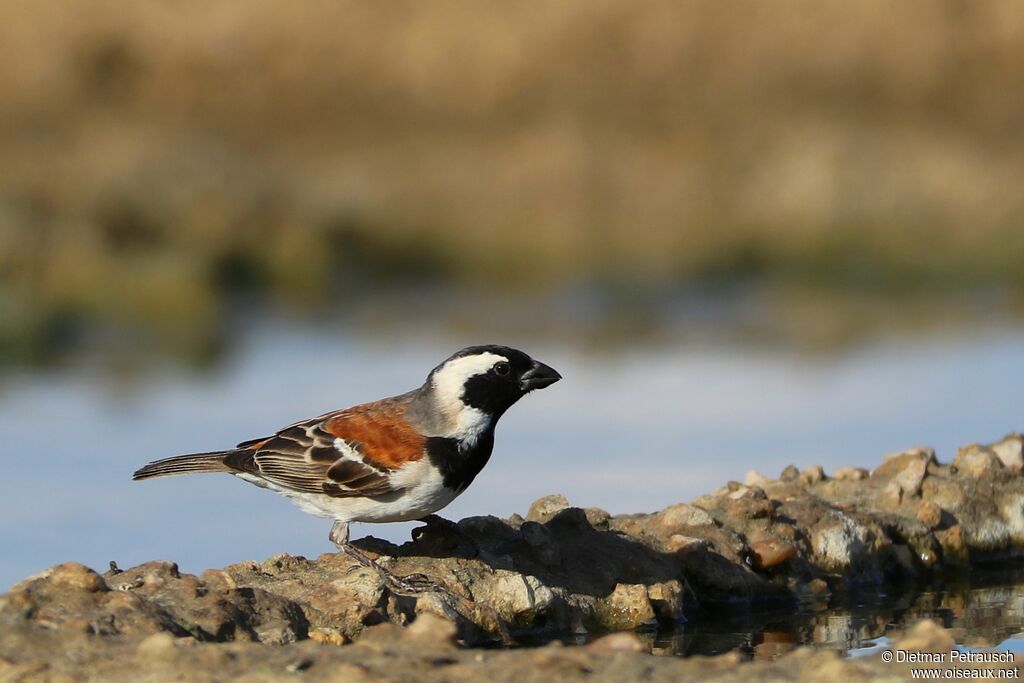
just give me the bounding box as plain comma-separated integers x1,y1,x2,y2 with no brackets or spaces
2,1,1024,366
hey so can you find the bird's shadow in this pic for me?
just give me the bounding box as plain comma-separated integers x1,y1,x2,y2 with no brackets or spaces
356,507,773,608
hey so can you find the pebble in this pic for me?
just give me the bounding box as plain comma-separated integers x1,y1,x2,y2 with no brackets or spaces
748,539,797,570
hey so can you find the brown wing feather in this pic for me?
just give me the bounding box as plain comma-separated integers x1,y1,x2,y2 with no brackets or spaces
223,395,424,498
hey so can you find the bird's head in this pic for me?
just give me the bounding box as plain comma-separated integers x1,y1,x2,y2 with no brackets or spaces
423,345,561,442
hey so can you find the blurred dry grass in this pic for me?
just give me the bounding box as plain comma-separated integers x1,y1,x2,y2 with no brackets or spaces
2,1,1024,362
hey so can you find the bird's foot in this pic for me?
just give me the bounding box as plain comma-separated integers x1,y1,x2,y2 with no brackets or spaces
332,524,510,643
337,538,446,596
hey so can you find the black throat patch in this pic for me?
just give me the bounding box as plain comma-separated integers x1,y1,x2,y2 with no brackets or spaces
424,432,495,493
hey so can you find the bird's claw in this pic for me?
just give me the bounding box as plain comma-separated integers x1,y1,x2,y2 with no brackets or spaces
385,572,445,596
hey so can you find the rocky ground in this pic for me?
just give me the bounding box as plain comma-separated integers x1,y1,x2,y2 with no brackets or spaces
3,435,1024,681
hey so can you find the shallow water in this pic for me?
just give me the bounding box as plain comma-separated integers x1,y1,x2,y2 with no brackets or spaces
2,319,1024,653
521,573,1024,658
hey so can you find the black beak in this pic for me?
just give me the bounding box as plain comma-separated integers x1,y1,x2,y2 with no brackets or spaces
520,360,562,391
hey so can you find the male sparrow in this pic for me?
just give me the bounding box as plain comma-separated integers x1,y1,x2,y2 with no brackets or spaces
133,345,561,591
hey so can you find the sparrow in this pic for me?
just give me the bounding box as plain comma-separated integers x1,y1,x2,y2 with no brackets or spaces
133,345,561,592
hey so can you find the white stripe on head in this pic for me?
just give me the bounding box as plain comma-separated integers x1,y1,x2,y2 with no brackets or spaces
431,351,507,445
431,352,507,405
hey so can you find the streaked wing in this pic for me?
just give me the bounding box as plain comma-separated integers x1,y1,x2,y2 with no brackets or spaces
224,396,424,498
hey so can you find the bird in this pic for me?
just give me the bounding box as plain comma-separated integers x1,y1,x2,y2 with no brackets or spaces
133,344,561,593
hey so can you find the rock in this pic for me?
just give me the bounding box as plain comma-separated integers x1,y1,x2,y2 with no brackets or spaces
308,628,346,646
921,476,966,510
459,515,517,541
405,613,457,645
728,485,767,500
833,466,869,481
46,563,108,593
873,448,934,481
593,583,657,630
478,571,555,622
665,534,710,553
745,470,771,486
583,507,612,530
953,444,1003,478
883,446,937,465
1000,492,1024,542
809,514,874,573
748,539,797,570
879,480,903,509
935,525,969,566
916,501,943,529
645,580,685,621
725,497,774,520
894,458,928,497
649,503,715,536
990,434,1024,473
520,521,562,567
779,465,800,482
526,494,571,523
799,465,825,486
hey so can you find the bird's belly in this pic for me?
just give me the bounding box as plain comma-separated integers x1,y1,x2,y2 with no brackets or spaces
265,459,462,524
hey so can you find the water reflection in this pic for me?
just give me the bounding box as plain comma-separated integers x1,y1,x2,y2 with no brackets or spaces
633,573,1024,659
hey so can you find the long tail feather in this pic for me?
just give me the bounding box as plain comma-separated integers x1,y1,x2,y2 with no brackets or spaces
132,451,231,480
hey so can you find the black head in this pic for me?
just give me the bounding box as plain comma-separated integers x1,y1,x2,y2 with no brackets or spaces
429,345,561,417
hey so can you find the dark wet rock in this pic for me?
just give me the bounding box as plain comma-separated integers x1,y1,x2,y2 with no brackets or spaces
5,435,1024,680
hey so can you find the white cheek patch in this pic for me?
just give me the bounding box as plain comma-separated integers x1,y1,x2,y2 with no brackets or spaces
431,352,506,443
431,352,507,406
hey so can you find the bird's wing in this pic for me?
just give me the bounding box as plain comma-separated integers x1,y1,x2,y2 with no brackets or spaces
224,396,426,498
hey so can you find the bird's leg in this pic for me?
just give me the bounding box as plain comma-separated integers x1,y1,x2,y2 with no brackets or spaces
331,522,512,644
330,521,445,596
329,520,350,546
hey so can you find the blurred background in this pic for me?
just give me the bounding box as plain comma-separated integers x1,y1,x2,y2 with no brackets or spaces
2,1,1023,588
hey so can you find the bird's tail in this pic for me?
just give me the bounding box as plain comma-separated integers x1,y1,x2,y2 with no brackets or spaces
132,451,231,481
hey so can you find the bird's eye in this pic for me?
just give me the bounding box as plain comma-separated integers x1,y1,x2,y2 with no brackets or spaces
494,361,511,376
